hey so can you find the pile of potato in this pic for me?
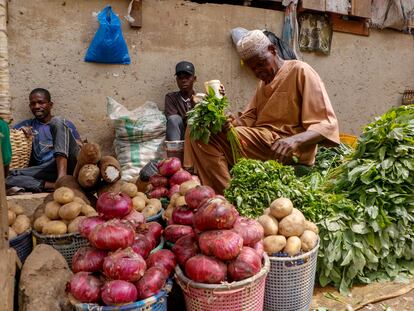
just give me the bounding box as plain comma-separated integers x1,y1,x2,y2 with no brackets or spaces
33,187,98,235
8,201,31,240
121,182,163,219
258,197,319,256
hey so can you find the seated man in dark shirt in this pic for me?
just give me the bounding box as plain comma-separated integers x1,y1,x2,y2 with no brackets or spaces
6,88,81,192
164,61,196,141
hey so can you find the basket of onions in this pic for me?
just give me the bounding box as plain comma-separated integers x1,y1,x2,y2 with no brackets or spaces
67,192,175,310
165,186,270,311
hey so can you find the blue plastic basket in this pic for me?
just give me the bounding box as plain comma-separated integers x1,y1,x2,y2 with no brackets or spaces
151,237,165,254
9,230,33,263
146,209,164,224
73,279,173,311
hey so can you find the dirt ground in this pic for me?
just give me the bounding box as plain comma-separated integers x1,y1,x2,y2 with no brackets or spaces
360,289,414,311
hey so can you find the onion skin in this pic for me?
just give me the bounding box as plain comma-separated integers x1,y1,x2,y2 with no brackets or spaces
232,217,264,247
146,249,176,276
96,192,133,220
131,234,153,259
122,210,145,229
199,230,243,261
172,234,199,267
89,219,135,251
149,174,169,187
185,254,227,284
67,272,102,303
72,247,107,273
172,206,194,226
185,186,215,210
193,196,239,231
169,170,192,186
101,280,138,306
135,267,167,300
158,157,182,177
78,216,105,239
164,224,194,243
227,247,262,281
103,248,147,282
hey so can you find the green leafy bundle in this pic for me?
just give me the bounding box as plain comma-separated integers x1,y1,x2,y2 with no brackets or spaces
187,88,243,162
317,105,414,293
312,143,353,176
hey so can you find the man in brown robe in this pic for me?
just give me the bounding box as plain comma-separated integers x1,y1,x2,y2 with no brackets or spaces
184,30,340,194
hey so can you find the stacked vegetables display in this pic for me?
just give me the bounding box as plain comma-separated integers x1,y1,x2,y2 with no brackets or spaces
8,201,30,239
67,192,175,306
146,157,200,201
258,198,318,256
164,183,265,284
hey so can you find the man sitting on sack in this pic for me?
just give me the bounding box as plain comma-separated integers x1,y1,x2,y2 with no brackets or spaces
6,88,81,193
184,30,340,194
164,61,197,141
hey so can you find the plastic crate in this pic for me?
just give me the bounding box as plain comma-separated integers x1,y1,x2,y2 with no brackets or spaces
175,254,270,311
9,230,33,263
264,241,319,311
146,209,164,224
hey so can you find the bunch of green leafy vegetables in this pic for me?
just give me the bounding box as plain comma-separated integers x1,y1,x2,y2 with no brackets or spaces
312,142,353,176
316,105,414,293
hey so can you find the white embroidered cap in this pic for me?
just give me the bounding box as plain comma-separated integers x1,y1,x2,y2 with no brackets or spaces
236,30,272,60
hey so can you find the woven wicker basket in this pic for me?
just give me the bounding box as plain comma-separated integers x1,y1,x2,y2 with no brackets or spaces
402,90,414,105
10,129,32,169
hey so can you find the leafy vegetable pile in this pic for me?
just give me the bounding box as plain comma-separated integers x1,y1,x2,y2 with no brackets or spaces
312,143,353,176
317,105,414,292
187,88,243,162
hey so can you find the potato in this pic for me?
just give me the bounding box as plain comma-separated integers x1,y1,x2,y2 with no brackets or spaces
263,235,286,254
58,202,82,220
132,196,146,212
45,201,61,220
142,205,159,218
135,192,149,203
9,201,24,215
81,204,98,217
284,236,302,256
9,227,17,240
42,220,67,235
300,230,318,252
258,215,278,236
98,180,122,197
278,211,305,237
53,187,75,204
164,205,174,220
170,192,181,206
269,197,293,220
12,214,31,235
73,197,86,204
175,196,187,207
8,210,16,226
34,215,51,233
304,221,319,234
147,198,162,211
179,180,200,195
78,164,100,188
68,216,86,233
264,208,270,215
120,183,138,198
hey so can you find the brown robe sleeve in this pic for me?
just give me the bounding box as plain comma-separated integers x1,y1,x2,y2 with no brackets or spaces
239,87,259,127
297,64,340,146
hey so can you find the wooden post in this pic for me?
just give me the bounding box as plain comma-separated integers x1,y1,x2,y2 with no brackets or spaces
0,0,11,123
129,0,143,28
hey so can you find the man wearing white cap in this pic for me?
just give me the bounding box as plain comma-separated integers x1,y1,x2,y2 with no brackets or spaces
184,30,339,194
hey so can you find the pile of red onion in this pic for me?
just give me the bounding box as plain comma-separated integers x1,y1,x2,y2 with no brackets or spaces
67,191,175,306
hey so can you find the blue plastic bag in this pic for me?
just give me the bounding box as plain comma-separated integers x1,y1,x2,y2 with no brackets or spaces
85,5,131,64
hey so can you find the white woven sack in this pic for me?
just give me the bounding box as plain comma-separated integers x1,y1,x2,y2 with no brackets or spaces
107,97,166,182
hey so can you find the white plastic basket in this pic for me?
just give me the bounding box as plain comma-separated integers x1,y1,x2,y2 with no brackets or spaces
264,240,319,311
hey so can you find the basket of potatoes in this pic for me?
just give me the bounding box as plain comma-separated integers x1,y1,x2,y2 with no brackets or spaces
258,198,319,311
32,186,96,266
8,201,32,263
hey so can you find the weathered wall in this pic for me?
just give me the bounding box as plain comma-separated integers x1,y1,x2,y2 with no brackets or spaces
7,0,414,153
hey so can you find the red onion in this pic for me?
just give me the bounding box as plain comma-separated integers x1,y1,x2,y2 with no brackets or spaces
146,249,176,276
172,206,194,226
199,230,243,261
136,222,163,248
135,267,167,300
149,174,169,187
72,247,107,273
168,184,180,198
101,280,138,306
67,272,101,303
149,187,169,199
122,210,145,229
103,248,147,282
158,157,182,177
164,224,194,243
185,186,215,210
227,247,262,281
169,170,192,186
193,196,239,231
253,240,264,259
131,234,153,259
78,216,105,239
233,217,264,247
172,234,199,267
185,255,227,284
97,192,132,220
89,219,135,251
191,175,200,183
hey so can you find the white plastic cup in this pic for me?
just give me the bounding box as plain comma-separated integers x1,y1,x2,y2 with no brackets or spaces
204,80,222,99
